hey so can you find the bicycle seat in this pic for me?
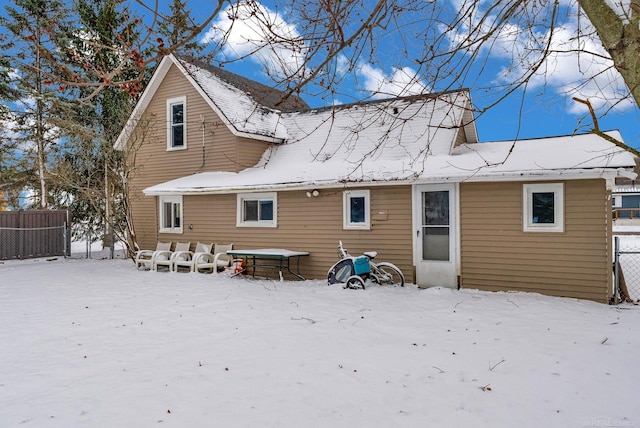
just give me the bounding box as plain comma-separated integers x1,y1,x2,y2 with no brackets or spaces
363,251,377,259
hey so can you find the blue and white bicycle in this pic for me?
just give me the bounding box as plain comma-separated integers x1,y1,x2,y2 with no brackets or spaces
327,241,405,289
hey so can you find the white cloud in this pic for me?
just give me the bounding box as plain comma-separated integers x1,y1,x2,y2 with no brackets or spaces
335,54,350,76
443,1,537,63
507,23,633,114
445,0,633,114
356,63,429,99
201,1,307,79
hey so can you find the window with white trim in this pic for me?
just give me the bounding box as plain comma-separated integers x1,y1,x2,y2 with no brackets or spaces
343,190,370,230
159,195,183,233
612,195,621,209
523,183,564,232
167,96,186,150
237,193,277,227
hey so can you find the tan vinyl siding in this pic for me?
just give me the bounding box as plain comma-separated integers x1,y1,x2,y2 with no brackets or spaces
237,136,271,170
460,179,611,302
124,62,442,282
127,63,272,247
150,186,414,282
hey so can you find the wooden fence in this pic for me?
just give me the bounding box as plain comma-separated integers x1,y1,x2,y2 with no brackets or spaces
0,210,71,260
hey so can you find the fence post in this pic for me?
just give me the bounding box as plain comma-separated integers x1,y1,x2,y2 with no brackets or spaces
63,221,68,258
17,209,23,259
86,228,90,259
110,228,115,259
614,236,620,305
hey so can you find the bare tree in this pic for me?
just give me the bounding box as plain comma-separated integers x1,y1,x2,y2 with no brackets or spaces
4,1,634,121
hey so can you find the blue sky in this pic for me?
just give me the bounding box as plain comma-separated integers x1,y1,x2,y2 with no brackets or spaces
1,0,638,148
194,0,639,147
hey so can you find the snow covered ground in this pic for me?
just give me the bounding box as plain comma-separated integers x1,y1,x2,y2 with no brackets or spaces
0,250,638,428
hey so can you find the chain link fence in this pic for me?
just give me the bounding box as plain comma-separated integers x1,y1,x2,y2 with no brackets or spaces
0,210,71,260
0,225,69,260
613,236,640,304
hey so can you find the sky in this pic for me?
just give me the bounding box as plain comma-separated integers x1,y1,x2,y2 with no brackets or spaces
191,0,640,147
0,0,638,149
0,251,638,427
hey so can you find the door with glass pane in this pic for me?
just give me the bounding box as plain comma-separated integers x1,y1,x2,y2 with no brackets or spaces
413,184,458,288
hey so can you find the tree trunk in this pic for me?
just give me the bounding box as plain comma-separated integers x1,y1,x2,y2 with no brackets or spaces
578,0,640,108
35,25,47,209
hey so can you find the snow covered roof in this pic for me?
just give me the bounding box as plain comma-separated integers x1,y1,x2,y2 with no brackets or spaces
114,54,635,195
114,54,308,149
144,122,636,195
614,184,640,194
177,56,303,141
178,56,308,112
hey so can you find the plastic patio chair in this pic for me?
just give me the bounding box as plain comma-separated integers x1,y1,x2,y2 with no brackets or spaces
173,242,213,272
194,243,234,274
153,242,191,272
135,241,172,270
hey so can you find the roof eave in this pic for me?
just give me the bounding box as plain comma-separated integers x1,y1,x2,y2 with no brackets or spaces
458,167,636,183
142,166,635,196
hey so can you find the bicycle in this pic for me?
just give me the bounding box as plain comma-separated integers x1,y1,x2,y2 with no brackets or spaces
327,241,405,289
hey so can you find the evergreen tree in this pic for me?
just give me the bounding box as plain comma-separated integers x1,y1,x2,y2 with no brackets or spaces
51,0,145,246
0,53,16,209
156,0,206,60
0,0,72,209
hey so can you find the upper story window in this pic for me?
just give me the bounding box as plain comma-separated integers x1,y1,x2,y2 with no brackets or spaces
167,96,186,150
523,183,564,233
159,195,183,233
343,189,370,230
237,192,277,227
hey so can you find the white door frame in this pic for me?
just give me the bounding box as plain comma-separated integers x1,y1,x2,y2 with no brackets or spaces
412,183,460,288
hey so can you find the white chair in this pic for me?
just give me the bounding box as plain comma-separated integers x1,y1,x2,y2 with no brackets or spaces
173,242,213,272
153,242,191,272
135,242,172,270
195,243,234,274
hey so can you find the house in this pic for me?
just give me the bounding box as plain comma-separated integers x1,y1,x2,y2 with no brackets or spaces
115,53,637,303
613,177,640,220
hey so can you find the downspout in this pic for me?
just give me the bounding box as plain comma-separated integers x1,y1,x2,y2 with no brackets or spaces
200,114,206,170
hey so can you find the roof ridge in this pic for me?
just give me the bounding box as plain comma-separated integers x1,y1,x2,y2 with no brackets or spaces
175,53,310,112
173,53,470,115
286,88,471,115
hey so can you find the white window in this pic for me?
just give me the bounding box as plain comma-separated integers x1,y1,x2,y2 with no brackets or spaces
237,192,277,227
523,183,564,233
343,189,370,230
612,195,621,208
159,195,183,233
166,96,186,150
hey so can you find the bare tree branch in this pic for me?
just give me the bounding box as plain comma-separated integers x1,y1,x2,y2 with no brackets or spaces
573,97,640,157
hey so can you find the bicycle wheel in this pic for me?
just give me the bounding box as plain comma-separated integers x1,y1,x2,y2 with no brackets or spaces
372,262,405,287
345,275,366,290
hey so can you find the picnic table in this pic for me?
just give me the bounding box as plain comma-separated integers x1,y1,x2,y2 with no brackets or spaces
227,248,309,281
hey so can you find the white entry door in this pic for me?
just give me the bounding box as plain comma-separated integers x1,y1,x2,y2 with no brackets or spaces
413,184,459,288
